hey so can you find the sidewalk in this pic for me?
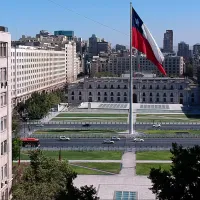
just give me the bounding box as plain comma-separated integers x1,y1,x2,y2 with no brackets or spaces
40,111,60,123
13,160,122,163
137,160,171,163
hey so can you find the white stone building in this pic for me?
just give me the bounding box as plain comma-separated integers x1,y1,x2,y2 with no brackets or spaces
68,76,199,105
11,45,66,106
90,54,184,77
0,27,12,200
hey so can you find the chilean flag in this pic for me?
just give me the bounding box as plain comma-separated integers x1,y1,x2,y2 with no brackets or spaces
132,8,167,75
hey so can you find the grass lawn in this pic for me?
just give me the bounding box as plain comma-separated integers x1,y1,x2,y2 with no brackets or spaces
57,113,128,117
136,151,172,160
34,129,119,135
137,114,200,122
73,163,121,174
51,117,127,122
140,130,200,134
19,151,123,160
136,163,171,175
71,165,109,175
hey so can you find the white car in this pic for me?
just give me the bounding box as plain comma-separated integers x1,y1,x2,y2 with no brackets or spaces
133,138,144,142
111,136,120,141
36,124,44,127
59,136,70,141
152,124,161,128
103,139,114,144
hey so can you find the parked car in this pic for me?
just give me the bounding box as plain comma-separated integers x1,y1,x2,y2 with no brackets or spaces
133,138,144,142
102,139,114,144
59,136,70,141
36,124,44,127
82,124,90,127
111,136,120,141
152,124,161,128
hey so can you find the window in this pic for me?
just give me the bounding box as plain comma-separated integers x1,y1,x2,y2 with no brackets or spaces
104,97,107,101
180,85,183,90
104,85,107,89
163,85,166,89
149,85,152,89
117,92,120,96
170,98,173,102
111,97,114,101
97,85,100,89
170,85,174,90
110,92,114,96
98,97,100,101
124,97,127,101
88,97,92,102
150,93,152,96
4,140,7,153
163,93,166,97
0,93,7,107
180,93,183,97
89,84,92,89
71,91,74,95
150,98,152,102
0,67,7,83
156,93,159,97
117,85,120,89
142,85,145,89
0,42,7,57
104,92,107,96
170,93,173,97
79,96,82,101
1,142,3,155
143,98,145,102
71,96,74,100
124,92,127,96
156,98,159,102
0,116,7,131
97,92,101,96
4,164,7,178
156,85,159,89
143,93,145,96
117,97,120,101
133,85,136,89
163,98,166,102
124,85,127,89
79,91,81,95
89,92,92,96
110,85,114,89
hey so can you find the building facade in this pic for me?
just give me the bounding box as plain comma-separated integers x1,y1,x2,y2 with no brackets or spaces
11,46,66,106
116,44,126,52
163,30,173,53
54,30,74,40
97,41,111,55
0,26,12,200
90,54,184,77
68,77,199,105
89,34,100,57
177,42,190,60
193,43,200,56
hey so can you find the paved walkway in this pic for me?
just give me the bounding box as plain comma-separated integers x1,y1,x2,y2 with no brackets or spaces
119,152,135,176
137,160,172,163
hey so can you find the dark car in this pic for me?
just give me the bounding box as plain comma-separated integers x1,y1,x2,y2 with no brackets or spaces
82,124,90,127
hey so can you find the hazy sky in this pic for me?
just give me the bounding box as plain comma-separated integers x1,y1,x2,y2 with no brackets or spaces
1,0,200,48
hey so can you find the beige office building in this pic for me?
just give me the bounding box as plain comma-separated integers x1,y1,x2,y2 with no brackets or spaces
11,46,66,106
0,26,12,200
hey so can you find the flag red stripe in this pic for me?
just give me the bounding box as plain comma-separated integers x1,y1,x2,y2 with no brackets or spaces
132,27,166,75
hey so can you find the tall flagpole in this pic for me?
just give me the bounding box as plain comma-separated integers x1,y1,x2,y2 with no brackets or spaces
129,2,133,134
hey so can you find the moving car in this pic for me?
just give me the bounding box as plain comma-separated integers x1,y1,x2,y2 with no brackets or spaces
82,123,90,127
111,136,120,141
102,139,114,144
152,124,161,128
36,124,44,127
59,136,70,141
133,138,144,142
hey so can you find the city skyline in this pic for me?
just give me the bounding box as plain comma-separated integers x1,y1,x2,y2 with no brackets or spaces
1,0,200,47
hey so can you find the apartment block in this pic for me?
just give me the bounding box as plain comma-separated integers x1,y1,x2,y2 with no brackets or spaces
0,26,12,200
11,46,66,106
90,54,184,77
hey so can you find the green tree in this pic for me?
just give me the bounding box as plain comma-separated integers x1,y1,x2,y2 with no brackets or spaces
149,143,200,200
185,63,193,77
12,138,22,161
12,150,98,200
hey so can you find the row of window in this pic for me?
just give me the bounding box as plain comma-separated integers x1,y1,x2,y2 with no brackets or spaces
1,163,8,181
11,52,64,57
88,84,184,90
1,188,9,200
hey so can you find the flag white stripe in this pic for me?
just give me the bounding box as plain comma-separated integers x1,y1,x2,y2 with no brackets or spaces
142,24,164,64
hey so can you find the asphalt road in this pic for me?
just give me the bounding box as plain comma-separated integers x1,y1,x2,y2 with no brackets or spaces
38,138,200,148
30,123,200,130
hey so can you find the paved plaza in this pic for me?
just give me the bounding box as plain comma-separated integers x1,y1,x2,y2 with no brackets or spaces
73,152,156,200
